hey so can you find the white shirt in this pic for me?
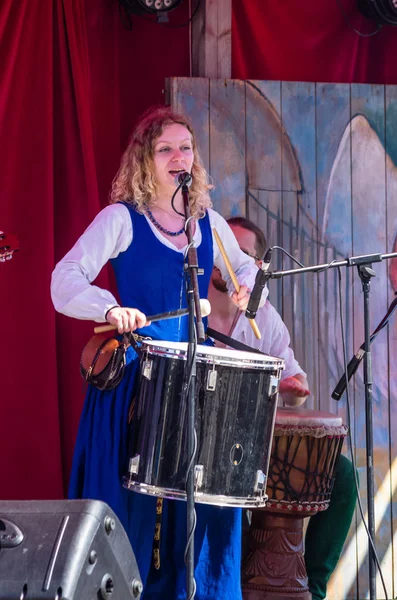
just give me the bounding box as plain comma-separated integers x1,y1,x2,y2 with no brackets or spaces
51,204,268,322
226,301,306,381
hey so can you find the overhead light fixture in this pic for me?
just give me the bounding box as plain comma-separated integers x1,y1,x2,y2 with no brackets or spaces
118,0,184,22
358,0,397,25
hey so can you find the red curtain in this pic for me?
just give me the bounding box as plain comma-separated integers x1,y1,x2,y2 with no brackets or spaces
0,0,189,499
1,0,396,501
232,0,397,84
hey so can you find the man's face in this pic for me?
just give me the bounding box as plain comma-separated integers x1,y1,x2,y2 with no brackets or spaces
230,225,259,262
210,224,260,292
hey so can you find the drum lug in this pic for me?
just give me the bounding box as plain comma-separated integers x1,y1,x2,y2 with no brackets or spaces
194,465,204,490
206,365,217,391
269,375,280,397
253,470,267,496
143,359,152,380
129,455,140,475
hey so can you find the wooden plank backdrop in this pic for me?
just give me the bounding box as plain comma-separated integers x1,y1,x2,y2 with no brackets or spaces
386,84,397,598
166,77,397,599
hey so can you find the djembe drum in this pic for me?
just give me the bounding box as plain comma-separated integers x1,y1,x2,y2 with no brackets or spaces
242,407,348,600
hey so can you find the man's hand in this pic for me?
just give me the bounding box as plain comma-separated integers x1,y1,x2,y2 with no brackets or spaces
231,285,250,311
279,374,310,407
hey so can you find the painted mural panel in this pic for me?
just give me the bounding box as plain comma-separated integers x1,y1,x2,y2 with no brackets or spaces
351,84,391,598
209,79,246,216
166,77,210,172
168,77,397,599
385,83,397,599
315,82,356,599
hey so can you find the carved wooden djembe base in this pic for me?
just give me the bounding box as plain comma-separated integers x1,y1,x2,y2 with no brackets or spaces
242,407,348,600
243,510,314,599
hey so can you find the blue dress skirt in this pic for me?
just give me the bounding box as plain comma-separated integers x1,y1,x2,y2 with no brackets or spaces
69,206,243,600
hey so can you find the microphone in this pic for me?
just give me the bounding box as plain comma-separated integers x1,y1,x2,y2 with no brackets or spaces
331,347,365,400
175,171,192,188
261,247,272,270
94,299,211,333
245,248,272,320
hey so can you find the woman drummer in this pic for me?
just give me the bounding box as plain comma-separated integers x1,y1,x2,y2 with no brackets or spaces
51,105,267,599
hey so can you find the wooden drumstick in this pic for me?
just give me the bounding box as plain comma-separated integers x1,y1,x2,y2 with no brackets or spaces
212,228,261,340
93,299,212,334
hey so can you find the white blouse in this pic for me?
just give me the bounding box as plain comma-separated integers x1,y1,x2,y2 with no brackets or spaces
231,302,306,380
51,204,268,322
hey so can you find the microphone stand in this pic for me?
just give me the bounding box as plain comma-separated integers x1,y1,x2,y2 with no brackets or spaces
181,177,204,600
266,250,397,600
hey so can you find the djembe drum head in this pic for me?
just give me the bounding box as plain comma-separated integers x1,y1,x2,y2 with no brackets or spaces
266,407,348,514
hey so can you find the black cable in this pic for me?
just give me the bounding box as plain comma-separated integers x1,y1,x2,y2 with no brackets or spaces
335,0,383,36
359,0,397,25
183,347,197,600
270,245,305,268
118,1,133,30
116,0,201,30
271,247,364,276
171,181,186,217
368,293,397,341
157,0,201,29
313,259,340,274
336,266,389,599
182,273,198,600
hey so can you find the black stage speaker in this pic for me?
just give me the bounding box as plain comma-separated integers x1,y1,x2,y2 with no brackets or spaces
0,499,143,600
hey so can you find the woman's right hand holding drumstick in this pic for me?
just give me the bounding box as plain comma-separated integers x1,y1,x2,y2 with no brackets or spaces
106,307,151,334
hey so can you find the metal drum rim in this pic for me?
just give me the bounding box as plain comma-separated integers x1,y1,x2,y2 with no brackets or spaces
140,340,284,371
123,478,268,508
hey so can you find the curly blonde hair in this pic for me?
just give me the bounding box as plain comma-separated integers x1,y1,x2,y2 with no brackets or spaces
110,106,212,218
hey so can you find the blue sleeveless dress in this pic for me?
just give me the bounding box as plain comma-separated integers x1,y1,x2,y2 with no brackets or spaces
69,205,243,600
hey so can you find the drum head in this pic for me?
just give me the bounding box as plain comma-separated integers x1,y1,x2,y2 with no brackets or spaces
275,407,343,428
141,340,284,371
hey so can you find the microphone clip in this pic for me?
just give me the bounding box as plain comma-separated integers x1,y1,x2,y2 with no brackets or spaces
175,172,192,188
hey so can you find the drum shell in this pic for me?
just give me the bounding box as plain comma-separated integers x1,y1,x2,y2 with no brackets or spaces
127,349,282,504
264,408,348,514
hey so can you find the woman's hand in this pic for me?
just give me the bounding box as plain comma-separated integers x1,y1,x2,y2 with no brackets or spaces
279,375,311,407
231,285,250,311
106,307,150,334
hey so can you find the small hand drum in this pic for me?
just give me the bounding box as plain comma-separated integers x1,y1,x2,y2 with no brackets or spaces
242,407,348,600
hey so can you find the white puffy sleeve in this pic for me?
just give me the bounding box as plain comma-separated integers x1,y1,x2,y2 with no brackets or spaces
51,203,132,322
267,304,307,380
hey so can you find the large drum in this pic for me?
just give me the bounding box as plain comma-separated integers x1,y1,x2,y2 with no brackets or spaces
123,340,284,507
242,407,348,600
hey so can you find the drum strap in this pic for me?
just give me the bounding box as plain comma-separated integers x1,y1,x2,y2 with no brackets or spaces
127,332,143,356
206,326,267,355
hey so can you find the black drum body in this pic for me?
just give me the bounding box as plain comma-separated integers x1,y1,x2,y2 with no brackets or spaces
123,341,284,507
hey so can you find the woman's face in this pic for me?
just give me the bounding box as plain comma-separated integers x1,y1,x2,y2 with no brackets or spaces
152,123,194,196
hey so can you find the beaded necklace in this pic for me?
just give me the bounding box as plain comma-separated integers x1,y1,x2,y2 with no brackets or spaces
146,207,185,237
